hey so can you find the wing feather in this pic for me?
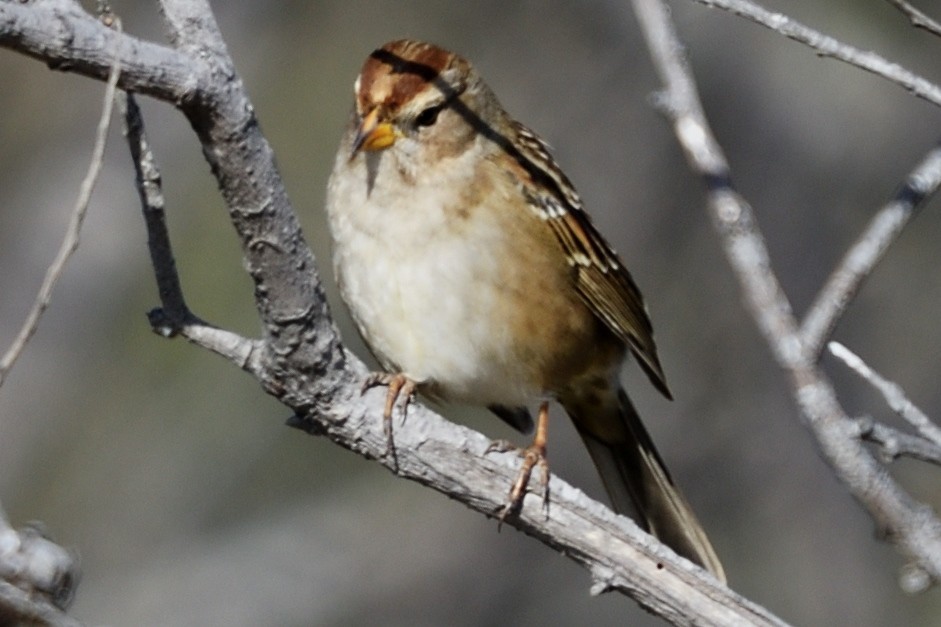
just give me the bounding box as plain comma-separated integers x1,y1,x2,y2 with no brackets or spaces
510,122,671,399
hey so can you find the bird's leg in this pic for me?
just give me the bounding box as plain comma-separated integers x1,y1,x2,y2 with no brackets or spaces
499,401,550,522
362,372,418,463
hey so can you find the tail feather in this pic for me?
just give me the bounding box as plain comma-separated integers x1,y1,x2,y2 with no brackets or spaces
572,389,726,583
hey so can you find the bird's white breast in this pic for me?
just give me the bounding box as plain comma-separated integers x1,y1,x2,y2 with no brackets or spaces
326,142,537,406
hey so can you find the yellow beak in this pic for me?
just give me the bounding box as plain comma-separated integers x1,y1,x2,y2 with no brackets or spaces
351,108,397,156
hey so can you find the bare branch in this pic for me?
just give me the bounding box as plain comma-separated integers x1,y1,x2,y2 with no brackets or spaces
0,510,80,626
284,406,788,626
86,2,796,621
830,342,941,449
119,92,186,322
633,0,802,368
634,0,941,583
801,143,941,358
885,0,941,38
687,0,941,108
0,582,80,627
0,29,121,388
0,0,200,104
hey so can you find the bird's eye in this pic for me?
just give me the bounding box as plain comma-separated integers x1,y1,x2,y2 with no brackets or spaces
415,105,442,128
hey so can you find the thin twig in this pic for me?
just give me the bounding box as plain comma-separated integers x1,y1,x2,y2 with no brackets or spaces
885,0,941,38
0,27,122,388
688,0,941,108
801,143,941,358
829,342,941,449
117,89,259,370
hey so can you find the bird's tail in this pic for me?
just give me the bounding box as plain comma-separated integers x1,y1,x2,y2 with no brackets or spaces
569,388,726,582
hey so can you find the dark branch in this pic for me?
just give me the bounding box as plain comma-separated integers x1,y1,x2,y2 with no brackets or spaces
119,89,260,371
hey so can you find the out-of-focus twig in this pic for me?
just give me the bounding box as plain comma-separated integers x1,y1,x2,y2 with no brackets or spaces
0,21,122,389
688,0,941,108
634,0,941,586
801,143,941,358
885,0,941,38
857,419,941,466
0,508,80,626
830,342,941,449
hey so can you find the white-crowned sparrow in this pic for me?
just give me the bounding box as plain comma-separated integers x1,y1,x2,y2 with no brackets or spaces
325,39,725,582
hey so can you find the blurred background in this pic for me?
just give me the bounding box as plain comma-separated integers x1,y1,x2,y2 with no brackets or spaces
2,0,941,624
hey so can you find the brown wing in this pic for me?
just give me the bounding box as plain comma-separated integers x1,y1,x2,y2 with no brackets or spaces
511,122,671,399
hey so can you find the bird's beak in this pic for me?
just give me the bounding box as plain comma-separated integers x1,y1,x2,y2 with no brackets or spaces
351,108,397,157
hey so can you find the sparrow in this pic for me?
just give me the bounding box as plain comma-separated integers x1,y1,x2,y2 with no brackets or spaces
325,39,725,582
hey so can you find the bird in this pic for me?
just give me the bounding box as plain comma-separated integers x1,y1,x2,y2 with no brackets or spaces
324,39,725,582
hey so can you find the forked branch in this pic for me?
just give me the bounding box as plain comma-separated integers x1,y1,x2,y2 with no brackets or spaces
636,0,941,588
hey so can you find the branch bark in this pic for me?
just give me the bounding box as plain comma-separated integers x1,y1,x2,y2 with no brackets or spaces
830,342,941,452
0,0,199,103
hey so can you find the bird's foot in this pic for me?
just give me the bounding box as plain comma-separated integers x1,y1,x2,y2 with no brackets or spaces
362,371,418,466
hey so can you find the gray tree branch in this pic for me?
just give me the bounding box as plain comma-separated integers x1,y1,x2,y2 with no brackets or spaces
635,0,941,589
0,0,790,624
689,0,941,108
885,0,941,38
119,88,261,370
8,0,939,621
0,0,200,103
0,510,79,627
830,342,941,451
801,143,941,358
